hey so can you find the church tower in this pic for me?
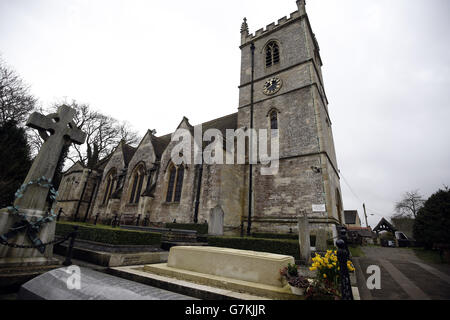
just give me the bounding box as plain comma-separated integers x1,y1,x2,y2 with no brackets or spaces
237,0,344,238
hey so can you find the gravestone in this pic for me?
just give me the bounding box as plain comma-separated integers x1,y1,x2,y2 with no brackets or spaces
208,205,224,236
19,266,195,300
297,210,311,265
315,229,328,252
0,105,86,268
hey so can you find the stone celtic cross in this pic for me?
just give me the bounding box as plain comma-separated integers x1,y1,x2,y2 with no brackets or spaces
15,105,86,214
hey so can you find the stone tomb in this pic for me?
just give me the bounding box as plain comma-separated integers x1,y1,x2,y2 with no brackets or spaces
19,266,195,300
143,246,301,299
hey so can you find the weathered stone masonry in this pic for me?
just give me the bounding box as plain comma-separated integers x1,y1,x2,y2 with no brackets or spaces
55,1,344,238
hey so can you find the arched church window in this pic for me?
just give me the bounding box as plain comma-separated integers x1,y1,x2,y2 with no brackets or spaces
270,110,278,130
102,169,116,205
129,164,145,204
166,164,184,203
174,166,184,202
265,41,280,67
166,165,176,202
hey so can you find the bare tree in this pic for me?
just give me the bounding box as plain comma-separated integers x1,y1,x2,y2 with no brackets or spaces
394,190,425,218
30,100,140,169
0,57,37,126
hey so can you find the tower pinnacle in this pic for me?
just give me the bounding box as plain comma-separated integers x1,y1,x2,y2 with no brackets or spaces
240,17,249,34
296,0,306,15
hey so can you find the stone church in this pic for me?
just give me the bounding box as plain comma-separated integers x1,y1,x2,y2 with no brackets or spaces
55,1,344,239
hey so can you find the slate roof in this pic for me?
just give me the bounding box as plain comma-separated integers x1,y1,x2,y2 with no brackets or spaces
95,154,112,172
151,134,172,159
200,112,238,136
151,112,239,157
347,226,375,238
122,143,137,166
94,112,239,169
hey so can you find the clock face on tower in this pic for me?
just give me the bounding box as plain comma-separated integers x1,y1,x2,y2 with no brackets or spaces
262,77,282,96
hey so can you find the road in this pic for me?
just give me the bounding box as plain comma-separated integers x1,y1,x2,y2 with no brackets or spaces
354,246,450,300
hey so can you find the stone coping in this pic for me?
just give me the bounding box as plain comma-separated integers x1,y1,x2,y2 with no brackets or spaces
120,225,197,234
169,246,294,260
54,236,162,253
54,243,168,267
142,264,302,300
108,265,270,300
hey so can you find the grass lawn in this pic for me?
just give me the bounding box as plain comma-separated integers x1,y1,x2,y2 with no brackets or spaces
348,246,365,257
326,244,365,257
412,247,445,264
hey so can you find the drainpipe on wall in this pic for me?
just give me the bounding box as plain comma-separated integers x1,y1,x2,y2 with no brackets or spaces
194,163,203,224
246,42,255,236
83,171,98,222
74,169,91,221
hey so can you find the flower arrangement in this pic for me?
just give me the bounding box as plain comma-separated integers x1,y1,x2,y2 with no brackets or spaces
280,263,310,295
306,250,356,300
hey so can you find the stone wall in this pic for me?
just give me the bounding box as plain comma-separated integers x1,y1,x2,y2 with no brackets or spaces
91,143,126,220
119,132,155,217
55,2,344,238
55,164,98,222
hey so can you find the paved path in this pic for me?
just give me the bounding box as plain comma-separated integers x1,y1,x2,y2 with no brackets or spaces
354,247,450,300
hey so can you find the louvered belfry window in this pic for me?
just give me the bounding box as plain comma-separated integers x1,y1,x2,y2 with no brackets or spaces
266,41,280,67
270,110,278,130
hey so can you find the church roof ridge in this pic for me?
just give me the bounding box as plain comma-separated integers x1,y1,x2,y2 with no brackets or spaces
148,112,238,157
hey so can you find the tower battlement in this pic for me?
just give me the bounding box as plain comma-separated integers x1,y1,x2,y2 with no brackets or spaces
242,11,304,45
241,1,307,45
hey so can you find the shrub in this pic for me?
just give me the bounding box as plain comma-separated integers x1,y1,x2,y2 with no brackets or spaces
207,236,300,259
56,222,161,245
251,232,298,240
414,188,450,249
165,222,208,235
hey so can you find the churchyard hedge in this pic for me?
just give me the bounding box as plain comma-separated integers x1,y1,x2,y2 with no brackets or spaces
164,222,208,235
251,232,298,240
207,236,300,260
55,222,161,245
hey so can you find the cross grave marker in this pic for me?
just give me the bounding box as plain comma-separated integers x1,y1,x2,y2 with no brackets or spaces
0,105,86,267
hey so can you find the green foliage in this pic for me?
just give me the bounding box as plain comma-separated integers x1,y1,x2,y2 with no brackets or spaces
412,247,446,264
287,263,299,277
165,222,208,235
413,188,450,249
56,221,161,245
251,232,298,240
0,121,32,208
348,245,365,257
207,236,300,259
379,231,394,240
391,217,415,238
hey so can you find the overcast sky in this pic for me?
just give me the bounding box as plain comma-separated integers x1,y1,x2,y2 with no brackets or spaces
1,0,449,227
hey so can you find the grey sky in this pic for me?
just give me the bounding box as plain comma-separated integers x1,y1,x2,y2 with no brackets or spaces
1,0,449,227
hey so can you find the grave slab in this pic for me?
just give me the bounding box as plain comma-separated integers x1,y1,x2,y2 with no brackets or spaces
18,266,195,300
